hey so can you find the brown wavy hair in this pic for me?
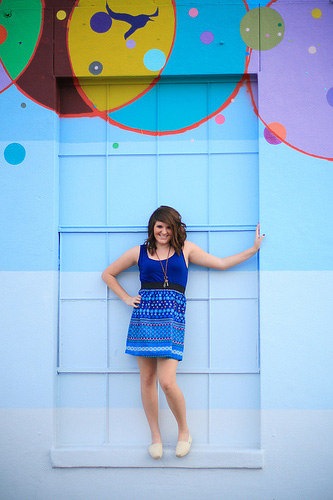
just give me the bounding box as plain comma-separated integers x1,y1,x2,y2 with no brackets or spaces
145,206,187,255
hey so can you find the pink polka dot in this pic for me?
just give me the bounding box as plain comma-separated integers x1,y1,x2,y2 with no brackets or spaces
266,34,270,38
189,8,198,18
215,114,225,125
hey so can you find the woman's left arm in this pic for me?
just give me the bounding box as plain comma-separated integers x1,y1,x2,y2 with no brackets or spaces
186,223,265,270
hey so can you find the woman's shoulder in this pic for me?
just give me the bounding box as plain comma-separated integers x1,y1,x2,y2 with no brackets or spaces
118,245,141,263
182,240,197,258
183,240,197,251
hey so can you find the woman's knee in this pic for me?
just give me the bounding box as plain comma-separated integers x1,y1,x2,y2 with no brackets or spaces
158,375,177,394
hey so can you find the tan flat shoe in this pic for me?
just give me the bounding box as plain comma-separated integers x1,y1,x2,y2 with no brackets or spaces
175,434,192,457
149,443,163,459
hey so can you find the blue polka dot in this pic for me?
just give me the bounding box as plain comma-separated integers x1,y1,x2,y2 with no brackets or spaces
90,12,112,33
143,49,166,72
4,143,26,165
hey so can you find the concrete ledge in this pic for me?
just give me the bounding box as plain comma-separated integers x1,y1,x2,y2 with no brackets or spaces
51,446,264,469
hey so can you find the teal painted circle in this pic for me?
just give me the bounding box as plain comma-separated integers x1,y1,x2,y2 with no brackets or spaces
143,49,166,72
4,143,26,164
107,3,247,134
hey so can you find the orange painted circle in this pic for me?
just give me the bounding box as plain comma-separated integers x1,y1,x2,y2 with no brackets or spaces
0,25,8,45
267,122,287,141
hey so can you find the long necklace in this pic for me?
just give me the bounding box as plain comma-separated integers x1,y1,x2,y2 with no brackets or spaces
155,246,171,288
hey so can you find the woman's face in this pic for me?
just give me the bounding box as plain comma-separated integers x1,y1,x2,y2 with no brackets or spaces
153,221,172,246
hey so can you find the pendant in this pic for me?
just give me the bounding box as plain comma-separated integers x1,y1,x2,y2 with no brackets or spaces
164,277,169,288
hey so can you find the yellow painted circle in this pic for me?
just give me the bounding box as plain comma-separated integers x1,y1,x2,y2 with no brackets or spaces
57,10,67,21
311,9,322,19
68,0,176,112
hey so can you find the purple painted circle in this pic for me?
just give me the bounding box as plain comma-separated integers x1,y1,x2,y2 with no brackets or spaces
200,31,214,45
264,127,282,145
326,87,333,107
90,12,112,33
126,39,136,49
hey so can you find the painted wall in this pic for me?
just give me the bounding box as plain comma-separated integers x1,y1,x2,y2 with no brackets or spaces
0,0,332,498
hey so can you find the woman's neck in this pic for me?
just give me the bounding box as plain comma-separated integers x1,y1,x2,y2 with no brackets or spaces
153,242,172,258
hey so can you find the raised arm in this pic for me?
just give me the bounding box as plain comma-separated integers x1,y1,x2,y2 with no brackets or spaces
185,223,265,270
101,246,141,307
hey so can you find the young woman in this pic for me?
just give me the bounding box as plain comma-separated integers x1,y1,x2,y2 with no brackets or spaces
102,206,265,459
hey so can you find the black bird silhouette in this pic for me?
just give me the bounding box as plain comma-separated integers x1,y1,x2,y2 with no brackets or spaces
106,2,159,40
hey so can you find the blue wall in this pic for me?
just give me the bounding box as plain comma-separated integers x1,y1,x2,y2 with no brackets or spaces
0,1,332,498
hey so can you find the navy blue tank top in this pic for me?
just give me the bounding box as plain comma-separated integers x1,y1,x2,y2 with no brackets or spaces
138,245,188,289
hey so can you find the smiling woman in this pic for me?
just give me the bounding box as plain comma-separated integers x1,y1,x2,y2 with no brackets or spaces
101,205,264,460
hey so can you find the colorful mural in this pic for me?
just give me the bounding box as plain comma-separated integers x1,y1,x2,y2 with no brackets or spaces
0,0,331,158
1,1,332,496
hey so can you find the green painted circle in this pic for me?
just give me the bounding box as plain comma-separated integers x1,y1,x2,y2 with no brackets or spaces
240,7,285,51
0,0,42,80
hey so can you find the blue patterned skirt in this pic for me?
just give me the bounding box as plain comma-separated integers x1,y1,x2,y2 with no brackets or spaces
125,288,186,361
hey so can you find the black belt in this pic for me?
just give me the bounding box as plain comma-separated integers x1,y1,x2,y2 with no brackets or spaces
141,282,185,294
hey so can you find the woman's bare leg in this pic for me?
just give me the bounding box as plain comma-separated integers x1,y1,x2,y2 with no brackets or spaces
137,356,162,444
157,358,189,441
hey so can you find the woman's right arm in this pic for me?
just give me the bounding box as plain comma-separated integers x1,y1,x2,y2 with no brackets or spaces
101,246,141,308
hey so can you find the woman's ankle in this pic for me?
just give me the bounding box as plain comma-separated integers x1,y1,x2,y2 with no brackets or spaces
151,433,162,444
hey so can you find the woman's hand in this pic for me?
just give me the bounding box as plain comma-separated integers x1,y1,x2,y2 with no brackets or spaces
125,295,141,308
253,223,265,252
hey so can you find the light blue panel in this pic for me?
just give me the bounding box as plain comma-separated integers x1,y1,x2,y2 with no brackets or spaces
59,300,107,369
165,4,247,76
60,233,107,272
186,231,208,252
159,155,208,225
108,299,138,371
209,231,258,271
210,374,260,410
108,375,150,445
210,299,258,371
60,117,106,156
209,154,258,225
111,270,142,298
158,119,208,155
180,300,209,370
210,270,258,299
60,272,107,299
259,132,333,271
107,122,156,155
209,82,258,153
108,156,156,225
0,85,56,141
160,374,209,411
108,374,142,408
59,156,106,226
186,270,209,299
0,139,58,271
57,374,107,444
107,232,146,265
210,408,260,448
260,271,333,410
57,406,107,446
0,272,55,408
57,373,107,408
